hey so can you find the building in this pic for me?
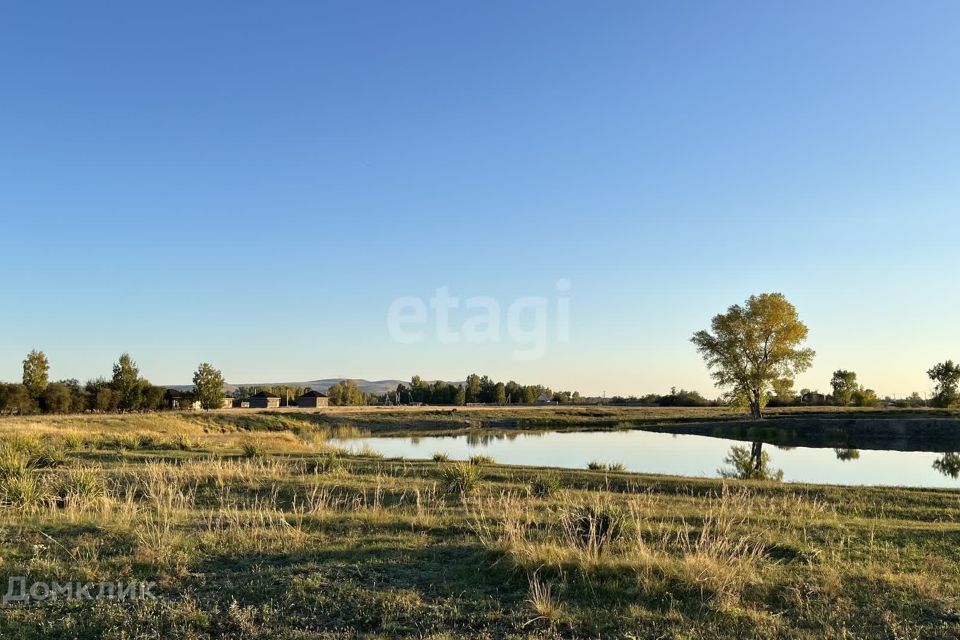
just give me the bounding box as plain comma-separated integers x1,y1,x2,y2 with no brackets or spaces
221,397,236,409
248,391,281,409
536,393,556,405
296,390,329,409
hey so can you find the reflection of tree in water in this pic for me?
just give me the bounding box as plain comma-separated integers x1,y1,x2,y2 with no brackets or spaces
719,442,783,481
834,448,860,461
933,453,960,479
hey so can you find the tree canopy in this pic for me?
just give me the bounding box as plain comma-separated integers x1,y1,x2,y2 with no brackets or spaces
692,293,815,419
927,361,960,408
830,370,858,406
22,350,49,398
193,363,225,410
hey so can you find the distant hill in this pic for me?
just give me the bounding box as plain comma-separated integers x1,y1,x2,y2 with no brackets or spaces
165,378,461,396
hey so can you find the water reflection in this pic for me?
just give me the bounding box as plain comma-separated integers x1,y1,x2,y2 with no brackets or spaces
834,448,861,461
332,430,960,488
465,432,542,446
718,442,784,481
934,453,960,479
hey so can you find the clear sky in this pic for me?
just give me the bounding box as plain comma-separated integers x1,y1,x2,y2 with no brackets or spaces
2,1,958,397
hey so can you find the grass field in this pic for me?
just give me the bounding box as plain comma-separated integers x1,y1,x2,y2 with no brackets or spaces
0,409,958,638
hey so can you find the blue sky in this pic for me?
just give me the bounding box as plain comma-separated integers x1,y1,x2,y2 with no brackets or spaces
1,1,958,397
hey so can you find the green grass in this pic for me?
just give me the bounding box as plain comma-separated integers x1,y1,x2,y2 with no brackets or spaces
0,413,957,637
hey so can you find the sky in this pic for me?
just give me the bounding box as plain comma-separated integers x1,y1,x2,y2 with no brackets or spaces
1,1,958,397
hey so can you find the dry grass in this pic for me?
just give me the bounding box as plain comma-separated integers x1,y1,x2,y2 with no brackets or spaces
0,423,955,638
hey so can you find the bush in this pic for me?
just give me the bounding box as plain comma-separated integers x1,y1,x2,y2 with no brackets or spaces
587,461,624,471
469,454,495,466
432,452,449,462
530,473,561,498
560,504,623,555
441,462,481,496
242,441,264,458
306,452,341,474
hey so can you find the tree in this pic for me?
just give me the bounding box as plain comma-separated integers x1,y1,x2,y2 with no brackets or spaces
692,293,815,420
928,361,960,408
0,384,38,415
41,382,73,414
493,382,506,405
140,383,168,412
22,350,49,398
193,363,225,410
111,353,142,411
770,378,797,404
830,370,858,406
327,380,366,406
465,374,481,403
851,387,879,407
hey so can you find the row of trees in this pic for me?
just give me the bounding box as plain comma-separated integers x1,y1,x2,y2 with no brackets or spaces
387,374,580,406
0,350,226,415
1,351,168,415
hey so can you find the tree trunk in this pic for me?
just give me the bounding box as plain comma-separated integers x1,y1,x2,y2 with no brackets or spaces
749,389,763,420
750,441,763,472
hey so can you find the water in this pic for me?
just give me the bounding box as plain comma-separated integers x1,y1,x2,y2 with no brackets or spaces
331,430,960,489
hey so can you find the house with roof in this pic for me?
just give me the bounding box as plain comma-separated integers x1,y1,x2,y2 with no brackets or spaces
296,390,329,408
248,391,281,409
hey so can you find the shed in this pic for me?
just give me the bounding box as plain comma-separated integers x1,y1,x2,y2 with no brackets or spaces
296,390,330,409
248,391,281,409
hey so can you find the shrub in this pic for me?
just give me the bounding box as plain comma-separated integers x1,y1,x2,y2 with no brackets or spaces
530,473,561,498
432,452,450,462
560,504,623,555
242,441,264,459
587,461,624,472
306,452,341,474
172,434,197,451
469,454,495,466
441,462,481,496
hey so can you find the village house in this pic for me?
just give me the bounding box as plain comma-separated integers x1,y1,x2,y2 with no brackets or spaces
248,391,281,409
296,390,329,409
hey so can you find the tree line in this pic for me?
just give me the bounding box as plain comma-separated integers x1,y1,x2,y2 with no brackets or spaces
387,374,581,406
1,350,226,415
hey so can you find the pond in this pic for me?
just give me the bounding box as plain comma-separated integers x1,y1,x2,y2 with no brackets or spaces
331,429,960,488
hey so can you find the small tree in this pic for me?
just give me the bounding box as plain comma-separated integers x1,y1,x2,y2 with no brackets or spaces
193,363,225,410
692,293,815,420
928,361,960,408
22,350,50,398
830,370,858,406
112,353,142,411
